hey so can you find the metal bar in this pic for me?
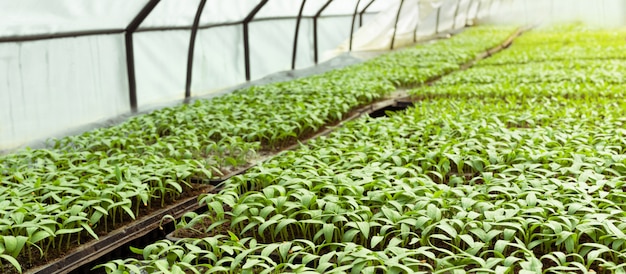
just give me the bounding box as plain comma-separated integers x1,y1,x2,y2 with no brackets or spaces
465,0,474,21
435,6,441,33
390,0,405,50
359,0,377,27
253,13,376,22
291,0,307,70
185,0,207,100
243,0,269,81
452,0,461,30
136,21,242,33
0,13,380,43
475,0,482,19
313,0,334,64
466,0,474,23
412,0,420,42
0,29,123,43
349,0,362,51
125,0,161,113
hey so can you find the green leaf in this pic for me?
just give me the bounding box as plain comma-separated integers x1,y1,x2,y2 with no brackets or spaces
56,228,83,235
437,222,458,239
526,192,537,207
2,236,27,258
261,243,280,258
426,204,442,221
355,222,371,239
81,223,99,240
242,258,261,270
30,230,52,244
342,229,360,242
278,242,292,260
0,254,22,273
274,218,297,237
323,223,335,243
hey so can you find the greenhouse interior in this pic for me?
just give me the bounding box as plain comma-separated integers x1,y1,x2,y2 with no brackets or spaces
2,0,626,273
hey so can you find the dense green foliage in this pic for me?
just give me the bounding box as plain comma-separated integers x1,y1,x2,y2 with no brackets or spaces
97,25,626,273
0,26,518,272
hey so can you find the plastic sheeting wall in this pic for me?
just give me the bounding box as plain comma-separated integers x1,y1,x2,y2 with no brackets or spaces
0,0,509,151
0,35,129,149
487,0,626,27
0,1,391,151
330,0,493,56
192,25,245,95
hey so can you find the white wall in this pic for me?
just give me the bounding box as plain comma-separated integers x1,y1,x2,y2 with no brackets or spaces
0,35,129,150
487,0,626,27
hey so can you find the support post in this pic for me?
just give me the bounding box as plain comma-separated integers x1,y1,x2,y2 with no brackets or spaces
413,0,420,42
452,0,461,30
125,0,161,113
349,0,362,51
185,0,207,100
313,0,333,64
359,0,377,27
466,0,474,24
435,6,441,33
243,0,269,81
390,0,405,50
292,0,307,70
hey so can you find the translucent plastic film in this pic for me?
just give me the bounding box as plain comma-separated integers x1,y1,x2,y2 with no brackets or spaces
0,0,146,37
0,35,129,150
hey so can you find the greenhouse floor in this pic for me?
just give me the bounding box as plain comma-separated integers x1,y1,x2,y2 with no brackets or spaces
5,24,626,273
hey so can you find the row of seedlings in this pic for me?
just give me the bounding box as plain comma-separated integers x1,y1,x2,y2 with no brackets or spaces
0,26,520,273
98,25,626,273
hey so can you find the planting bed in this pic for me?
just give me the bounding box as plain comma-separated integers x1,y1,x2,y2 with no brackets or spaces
0,25,520,273
94,25,626,273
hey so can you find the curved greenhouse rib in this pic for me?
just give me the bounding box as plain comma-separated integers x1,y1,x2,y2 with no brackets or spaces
243,0,269,81
313,0,334,64
413,1,420,42
125,0,161,113
349,0,363,51
359,0,378,26
185,0,207,100
390,0,406,49
452,0,461,29
292,0,308,70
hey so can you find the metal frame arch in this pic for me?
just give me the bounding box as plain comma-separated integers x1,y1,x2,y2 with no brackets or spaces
349,0,363,51
125,0,161,113
292,0,308,70
390,0,406,50
359,0,378,26
184,0,207,100
243,0,270,81
313,0,334,64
